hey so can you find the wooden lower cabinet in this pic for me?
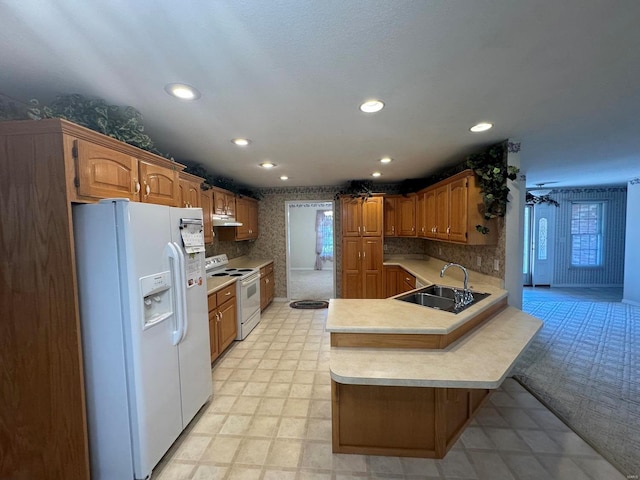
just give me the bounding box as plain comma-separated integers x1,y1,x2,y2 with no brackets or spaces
384,266,416,298
207,284,237,362
260,262,275,311
331,380,490,458
341,237,383,299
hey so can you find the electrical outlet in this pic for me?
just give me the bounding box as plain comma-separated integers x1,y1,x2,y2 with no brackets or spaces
493,259,500,271
438,247,443,256
383,243,388,252
476,256,482,267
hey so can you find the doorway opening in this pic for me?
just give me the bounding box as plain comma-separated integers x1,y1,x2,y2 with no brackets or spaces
285,200,335,300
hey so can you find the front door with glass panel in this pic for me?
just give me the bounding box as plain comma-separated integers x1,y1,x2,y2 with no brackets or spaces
531,203,555,286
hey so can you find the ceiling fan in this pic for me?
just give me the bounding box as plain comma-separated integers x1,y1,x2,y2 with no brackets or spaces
528,182,558,196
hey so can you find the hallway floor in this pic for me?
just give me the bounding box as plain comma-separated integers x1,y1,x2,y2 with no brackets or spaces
154,301,625,479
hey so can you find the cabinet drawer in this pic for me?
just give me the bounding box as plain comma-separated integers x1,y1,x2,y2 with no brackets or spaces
264,262,273,275
207,293,217,312
216,284,236,304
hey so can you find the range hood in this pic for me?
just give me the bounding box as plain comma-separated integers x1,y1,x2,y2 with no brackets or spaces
212,215,243,227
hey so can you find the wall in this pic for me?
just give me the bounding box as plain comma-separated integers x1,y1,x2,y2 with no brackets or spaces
550,186,627,286
288,202,332,269
623,179,640,304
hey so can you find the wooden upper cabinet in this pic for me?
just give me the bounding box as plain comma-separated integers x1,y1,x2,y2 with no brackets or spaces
217,196,258,241
448,177,468,243
384,197,397,236
75,139,139,200
397,195,416,237
341,196,383,237
361,197,383,236
139,160,179,206
178,172,202,208
200,189,214,243
417,170,497,245
213,188,236,216
424,190,437,239
435,184,450,240
384,195,416,237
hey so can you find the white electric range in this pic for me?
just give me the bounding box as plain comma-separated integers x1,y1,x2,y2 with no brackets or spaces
205,254,261,340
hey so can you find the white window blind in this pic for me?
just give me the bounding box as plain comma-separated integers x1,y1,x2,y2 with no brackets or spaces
570,202,604,266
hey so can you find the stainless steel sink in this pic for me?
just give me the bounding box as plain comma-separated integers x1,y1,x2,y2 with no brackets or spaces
395,285,490,314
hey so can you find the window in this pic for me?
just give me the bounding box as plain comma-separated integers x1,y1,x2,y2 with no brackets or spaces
570,202,604,266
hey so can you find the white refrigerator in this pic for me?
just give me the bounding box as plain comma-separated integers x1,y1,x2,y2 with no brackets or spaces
73,199,212,480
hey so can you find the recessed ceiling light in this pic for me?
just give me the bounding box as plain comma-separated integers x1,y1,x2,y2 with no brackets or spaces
280,175,289,180
164,83,201,100
231,138,251,146
260,162,276,169
372,172,382,177
470,122,493,132
359,99,384,113
380,157,392,164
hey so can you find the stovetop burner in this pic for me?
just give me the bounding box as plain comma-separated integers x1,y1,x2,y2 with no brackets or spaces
205,254,260,280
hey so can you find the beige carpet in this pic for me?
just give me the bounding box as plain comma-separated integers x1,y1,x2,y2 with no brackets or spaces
288,269,334,301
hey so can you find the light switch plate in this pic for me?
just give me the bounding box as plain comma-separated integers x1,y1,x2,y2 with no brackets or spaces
493,259,500,271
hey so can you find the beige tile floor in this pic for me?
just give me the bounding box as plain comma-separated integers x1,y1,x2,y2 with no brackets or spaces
153,301,626,480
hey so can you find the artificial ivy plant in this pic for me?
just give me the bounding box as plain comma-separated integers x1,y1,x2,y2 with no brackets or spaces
334,180,374,200
1,93,158,153
465,142,519,233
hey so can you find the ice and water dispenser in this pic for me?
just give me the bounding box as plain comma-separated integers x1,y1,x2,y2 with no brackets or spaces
140,271,173,329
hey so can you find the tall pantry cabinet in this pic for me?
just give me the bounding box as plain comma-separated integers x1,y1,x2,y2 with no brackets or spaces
0,119,189,480
340,196,384,299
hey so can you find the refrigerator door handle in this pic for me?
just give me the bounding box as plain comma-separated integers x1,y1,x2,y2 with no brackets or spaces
166,242,185,345
172,242,189,342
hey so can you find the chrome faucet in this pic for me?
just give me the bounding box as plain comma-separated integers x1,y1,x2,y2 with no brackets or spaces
440,263,474,308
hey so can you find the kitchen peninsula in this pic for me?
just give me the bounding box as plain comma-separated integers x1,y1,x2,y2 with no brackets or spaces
326,256,542,459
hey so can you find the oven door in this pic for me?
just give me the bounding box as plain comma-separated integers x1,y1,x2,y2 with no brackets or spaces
239,272,261,321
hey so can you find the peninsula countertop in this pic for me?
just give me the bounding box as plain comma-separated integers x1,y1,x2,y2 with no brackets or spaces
327,256,508,335
327,256,543,389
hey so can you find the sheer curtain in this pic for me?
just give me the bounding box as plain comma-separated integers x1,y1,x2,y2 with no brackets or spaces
315,210,334,270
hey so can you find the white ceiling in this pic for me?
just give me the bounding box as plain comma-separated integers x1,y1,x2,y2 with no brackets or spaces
1,0,639,189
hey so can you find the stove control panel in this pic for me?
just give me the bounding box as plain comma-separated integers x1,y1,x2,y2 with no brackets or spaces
205,254,229,272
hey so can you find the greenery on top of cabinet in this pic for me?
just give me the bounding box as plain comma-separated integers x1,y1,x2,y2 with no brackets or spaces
465,142,520,221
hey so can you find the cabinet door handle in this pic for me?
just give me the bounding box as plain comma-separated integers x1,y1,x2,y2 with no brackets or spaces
411,226,415,232
362,251,366,259
225,291,231,296
217,311,222,321
266,278,269,284
143,182,150,196
358,226,361,234
134,180,141,194
447,226,450,234
358,251,361,259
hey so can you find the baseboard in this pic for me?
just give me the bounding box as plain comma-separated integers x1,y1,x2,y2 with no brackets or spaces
550,283,624,288
622,299,640,307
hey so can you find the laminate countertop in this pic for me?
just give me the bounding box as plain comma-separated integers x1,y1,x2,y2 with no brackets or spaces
327,256,543,389
205,256,273,295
